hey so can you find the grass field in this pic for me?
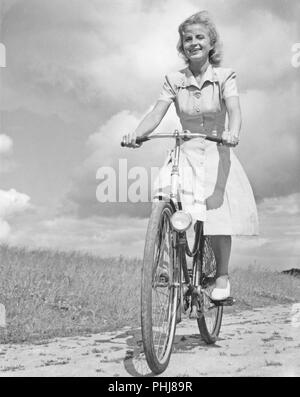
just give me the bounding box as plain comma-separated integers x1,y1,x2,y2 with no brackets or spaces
0,244,299,344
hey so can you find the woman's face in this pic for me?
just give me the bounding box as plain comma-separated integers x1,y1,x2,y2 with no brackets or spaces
182,23,212,63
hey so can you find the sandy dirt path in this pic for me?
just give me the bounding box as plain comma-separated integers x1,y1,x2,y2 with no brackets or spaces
0,304,299,377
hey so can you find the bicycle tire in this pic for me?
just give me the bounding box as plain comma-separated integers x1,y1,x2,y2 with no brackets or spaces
141,201,179,374
197,235,223,344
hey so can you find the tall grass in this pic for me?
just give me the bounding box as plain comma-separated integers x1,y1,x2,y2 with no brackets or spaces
0,245,141,343
230,265,300,309
0,244,299,343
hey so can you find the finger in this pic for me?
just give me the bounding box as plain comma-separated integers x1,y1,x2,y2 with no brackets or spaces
230,137,238,146
222,133,229,142
130,134,136,146
127,134,134,147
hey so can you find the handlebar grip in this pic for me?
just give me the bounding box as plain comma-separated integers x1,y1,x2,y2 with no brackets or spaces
120,136,150,147
205,135,223,144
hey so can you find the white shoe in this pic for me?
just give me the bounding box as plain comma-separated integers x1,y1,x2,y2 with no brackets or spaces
211,279,230,301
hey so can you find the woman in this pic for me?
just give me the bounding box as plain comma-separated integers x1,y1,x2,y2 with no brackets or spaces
122,11,259,300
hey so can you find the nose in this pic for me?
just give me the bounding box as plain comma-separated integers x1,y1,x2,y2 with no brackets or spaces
191,37,199,46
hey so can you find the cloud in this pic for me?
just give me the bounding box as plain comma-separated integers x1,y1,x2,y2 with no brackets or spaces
0,134,31,240
225,0,300,24
0,134,13,154
8,213,148,258
258,193,300,215
0,189,31,241
0,0,21,15
235,85,300,200
0,134,14,173
221,12,300,92
0,189,30,218
0,219,10,240
1,0,191,119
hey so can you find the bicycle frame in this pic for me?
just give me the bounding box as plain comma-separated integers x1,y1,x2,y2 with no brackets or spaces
162,132,208,318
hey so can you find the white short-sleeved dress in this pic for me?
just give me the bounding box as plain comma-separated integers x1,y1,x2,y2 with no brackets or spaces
153,64,259,236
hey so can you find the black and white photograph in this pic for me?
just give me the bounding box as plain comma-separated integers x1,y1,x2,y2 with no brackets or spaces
0,0,299,379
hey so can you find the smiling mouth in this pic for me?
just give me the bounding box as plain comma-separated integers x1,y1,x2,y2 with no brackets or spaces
190,48,202,54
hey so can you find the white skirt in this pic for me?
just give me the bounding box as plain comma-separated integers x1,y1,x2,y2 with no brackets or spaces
153,139,259,236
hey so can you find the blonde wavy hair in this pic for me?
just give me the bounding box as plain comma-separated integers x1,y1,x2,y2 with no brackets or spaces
177,11,222,66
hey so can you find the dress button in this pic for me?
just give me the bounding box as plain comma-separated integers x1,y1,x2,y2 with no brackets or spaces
194,92,201,98
195,107,201,112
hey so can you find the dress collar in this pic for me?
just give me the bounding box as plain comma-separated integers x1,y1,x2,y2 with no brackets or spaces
183,64,218,89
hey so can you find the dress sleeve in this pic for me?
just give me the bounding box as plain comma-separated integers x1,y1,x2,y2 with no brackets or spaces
222,69,239,99
157,75,177,103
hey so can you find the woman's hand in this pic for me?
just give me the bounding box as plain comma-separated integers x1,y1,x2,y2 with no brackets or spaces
221,130,239,147
122,132,142,148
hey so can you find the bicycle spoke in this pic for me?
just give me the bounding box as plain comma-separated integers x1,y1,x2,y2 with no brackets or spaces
150,210,176,361
197,234,223,343
155,300,175,360
153,295,169,357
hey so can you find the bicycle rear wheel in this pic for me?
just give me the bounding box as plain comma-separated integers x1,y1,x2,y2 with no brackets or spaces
197,235,223,344
141,201,179,374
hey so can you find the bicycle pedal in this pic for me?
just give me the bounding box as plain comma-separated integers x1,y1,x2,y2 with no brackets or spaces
211,296,236,306
159,275,169,283
189,305,199,319
158,272,169,285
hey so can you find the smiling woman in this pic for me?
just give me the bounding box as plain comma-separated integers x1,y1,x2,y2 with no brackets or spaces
122,10,259,301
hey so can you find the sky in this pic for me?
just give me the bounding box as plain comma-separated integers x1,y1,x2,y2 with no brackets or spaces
0,0,299,270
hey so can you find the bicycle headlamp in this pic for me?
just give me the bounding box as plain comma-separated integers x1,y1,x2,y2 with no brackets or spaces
170,211,192,232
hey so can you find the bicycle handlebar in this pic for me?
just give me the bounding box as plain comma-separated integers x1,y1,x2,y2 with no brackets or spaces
120,130,223,147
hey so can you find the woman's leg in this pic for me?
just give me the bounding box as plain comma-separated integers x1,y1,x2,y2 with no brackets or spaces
210,235,231,288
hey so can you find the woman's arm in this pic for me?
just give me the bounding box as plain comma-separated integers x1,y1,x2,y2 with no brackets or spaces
223,96,242,146
135,100,171,137
123,100,171,147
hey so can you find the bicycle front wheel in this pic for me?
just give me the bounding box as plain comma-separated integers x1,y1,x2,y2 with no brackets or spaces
197,236,223,344
141,201,179,374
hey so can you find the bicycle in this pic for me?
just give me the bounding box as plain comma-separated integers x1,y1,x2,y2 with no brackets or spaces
121,130,235,374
